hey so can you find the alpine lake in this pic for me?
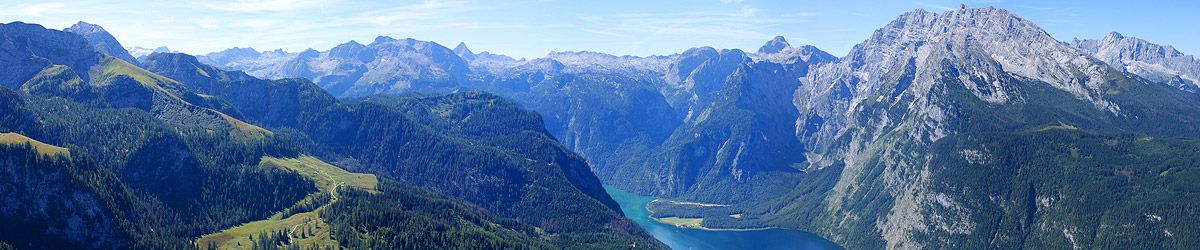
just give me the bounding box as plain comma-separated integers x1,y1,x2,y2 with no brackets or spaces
605,186,843,250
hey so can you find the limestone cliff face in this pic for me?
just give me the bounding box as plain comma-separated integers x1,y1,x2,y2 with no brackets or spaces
452,43,836,200
0,22,100,90
638,40,835,201
64,21,139,66
798,6,1123,157
789,6,1200,249
1074,32,1200,92
797,5,1134,177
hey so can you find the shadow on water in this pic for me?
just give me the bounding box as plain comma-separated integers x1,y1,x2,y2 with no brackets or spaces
605,185,843,250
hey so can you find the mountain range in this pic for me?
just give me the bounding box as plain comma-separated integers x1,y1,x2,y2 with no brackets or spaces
3,4,1200,250
0,21,660,249
1073,32,1200,92
126,46,173,62
197,5,1200,249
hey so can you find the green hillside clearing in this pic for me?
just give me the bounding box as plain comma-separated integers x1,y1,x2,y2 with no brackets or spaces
0,133,69,158
195,156,376,249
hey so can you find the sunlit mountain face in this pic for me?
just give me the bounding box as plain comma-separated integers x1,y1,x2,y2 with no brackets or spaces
2,2,1200,250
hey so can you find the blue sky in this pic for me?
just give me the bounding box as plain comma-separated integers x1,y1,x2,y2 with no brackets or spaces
2,0,1197,59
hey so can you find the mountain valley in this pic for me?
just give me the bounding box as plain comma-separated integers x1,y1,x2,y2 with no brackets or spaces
3,4,1200,250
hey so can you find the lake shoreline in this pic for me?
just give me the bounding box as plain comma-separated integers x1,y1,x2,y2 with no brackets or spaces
604,185,843,250
649,216,778,232
644,198,777,232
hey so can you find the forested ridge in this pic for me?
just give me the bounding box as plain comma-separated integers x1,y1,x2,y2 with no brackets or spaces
0,21,662,249
143,52,658,249
14,4,1200,249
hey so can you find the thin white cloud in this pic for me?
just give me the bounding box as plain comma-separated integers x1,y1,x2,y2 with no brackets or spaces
582,28,629,37
192,17,223,29
6,2,69,17
195,0,335,13
123,0,497,54
351,0,482,26
785,12,821,17
735,5,758,17
575,3,805,54
584,4,794,40
579,15,603,22
229,19,284,30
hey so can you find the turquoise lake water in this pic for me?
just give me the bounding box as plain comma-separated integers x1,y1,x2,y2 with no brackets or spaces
605,186,843,250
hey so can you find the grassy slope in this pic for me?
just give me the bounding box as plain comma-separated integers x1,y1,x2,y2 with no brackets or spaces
195,156,376,249
217,112,273,139
92,57,183,100
0,133,68,158
93,57,268,140
262,156,377,193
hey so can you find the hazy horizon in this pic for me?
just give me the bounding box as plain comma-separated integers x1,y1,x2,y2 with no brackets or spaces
3,0,1198,59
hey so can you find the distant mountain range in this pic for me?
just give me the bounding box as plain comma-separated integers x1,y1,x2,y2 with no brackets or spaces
1073,32,1200,92
126,45,172,62
196,5,1200,249
0,21,661,249
3,4,1200,250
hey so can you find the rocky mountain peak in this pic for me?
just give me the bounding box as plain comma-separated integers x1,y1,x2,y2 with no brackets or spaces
453,42,476,60
221,47,261,56
66,21,103,33
1073,31,1200,91
751,42,837,65
453,42,472,54
681,47,719,58
64,21,139,65
834,5,1114,107
876,6,1041,44
146,51,202,65
372,36,396,45
1104,31,1125,40
332,40,364,50
199,47,258,63
758,36,791,54
127,46,173,62
329,40,372,61
797,5,1125,163
297,48,320,58
0,22,101,89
